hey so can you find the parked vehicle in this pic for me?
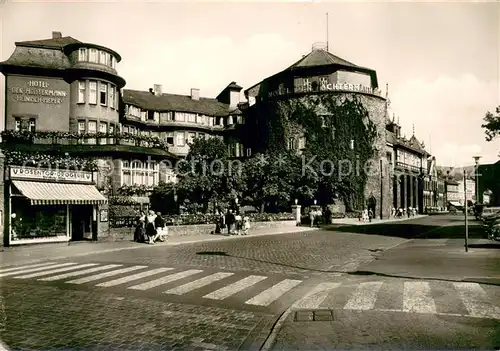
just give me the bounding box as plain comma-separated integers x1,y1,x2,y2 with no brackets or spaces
480,208,500,241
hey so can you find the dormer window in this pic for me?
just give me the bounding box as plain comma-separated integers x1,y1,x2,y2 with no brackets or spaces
78,48,87,61
99,51,107,65
89,49,97,63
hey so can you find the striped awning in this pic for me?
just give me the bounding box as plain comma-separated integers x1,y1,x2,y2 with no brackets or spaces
12,180,107,206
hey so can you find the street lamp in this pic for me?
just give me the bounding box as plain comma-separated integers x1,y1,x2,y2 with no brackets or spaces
473,156,481,204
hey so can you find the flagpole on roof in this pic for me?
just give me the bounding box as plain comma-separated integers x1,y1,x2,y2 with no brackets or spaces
326,13,329,52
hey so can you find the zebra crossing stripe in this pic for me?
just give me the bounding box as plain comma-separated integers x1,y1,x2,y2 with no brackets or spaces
128,269,204,291
38,264,124,281
0,262,77,278
67,266,148,284
0,262,57,274
203,275,267,300
453,282,500,320
96,268,174,287
292,282,341,309
245,279,303,306
164,272,234,295
344,281,384,310
14,263,99,279
403,282,436,314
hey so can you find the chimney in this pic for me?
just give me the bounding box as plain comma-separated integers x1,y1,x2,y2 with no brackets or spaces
190,88,200,101
52,31,62,39
153,84,162,96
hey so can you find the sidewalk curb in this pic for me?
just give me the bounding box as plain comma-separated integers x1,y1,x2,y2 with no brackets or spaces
0,227,319,267
327,215,429,227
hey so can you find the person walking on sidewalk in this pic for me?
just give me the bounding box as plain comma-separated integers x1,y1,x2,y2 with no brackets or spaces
152,212,167,242
145,210,157,244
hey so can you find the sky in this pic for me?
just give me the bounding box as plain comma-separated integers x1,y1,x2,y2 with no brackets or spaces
0,0,499,167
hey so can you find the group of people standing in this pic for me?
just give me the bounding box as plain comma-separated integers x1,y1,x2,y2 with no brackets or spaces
391,207,417,218
134,210,168,244
214,209,250,235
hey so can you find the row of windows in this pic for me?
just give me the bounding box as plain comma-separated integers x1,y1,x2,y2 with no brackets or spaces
124,105,244,126
78,48,116,68
77,120,117,134
14,118,36,132
78,80,117,108
121,126,222,146
121,159,160,186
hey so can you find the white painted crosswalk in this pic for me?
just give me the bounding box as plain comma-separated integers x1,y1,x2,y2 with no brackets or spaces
1,261,499,319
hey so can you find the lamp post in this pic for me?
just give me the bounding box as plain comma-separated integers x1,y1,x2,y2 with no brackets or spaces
464,169,468,252
473,156,481,204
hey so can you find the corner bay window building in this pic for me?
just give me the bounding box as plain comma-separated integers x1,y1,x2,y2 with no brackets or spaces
0,31,248,246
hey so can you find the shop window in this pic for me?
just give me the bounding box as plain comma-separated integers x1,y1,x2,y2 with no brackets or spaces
89,81,97,104
109,85,115,109
166,132,174,145
78,81,86,103
187,132,196,144
176,132,185,146
10,202,67,240
77,121,85,134
89,49,97,63
109,124,115,134
78,48,87,61
100,83,107,106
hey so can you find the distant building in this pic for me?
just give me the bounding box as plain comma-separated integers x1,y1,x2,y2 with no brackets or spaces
385,118,429,213
457,178,475,205
445,178,460,208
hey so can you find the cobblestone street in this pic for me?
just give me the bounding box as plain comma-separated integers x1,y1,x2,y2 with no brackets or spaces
0,281,274,351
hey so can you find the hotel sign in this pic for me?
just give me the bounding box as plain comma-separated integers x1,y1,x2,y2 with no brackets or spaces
10,80,68,105
10,166,93,183
267,76,382,98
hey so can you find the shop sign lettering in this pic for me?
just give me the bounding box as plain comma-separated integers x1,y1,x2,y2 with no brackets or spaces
10,166,92,183
267,77,382,98
10,80,68,104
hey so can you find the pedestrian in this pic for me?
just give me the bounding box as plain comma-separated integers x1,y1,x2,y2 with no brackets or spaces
152,211,167,242
226,209,235,235
309,208,316,227
234,210,242,235
145,210,157,244
368,208,373,222
407,207,411,218
242,215,250,235
134,212,146,243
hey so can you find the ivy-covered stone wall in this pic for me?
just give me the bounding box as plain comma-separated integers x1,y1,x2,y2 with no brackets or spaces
245,92,392,217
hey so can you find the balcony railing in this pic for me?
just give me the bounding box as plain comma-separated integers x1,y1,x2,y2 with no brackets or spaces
1,130,170,151
396,161,426,173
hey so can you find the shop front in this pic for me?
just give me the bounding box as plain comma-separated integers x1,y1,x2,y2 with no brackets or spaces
5,166,107,245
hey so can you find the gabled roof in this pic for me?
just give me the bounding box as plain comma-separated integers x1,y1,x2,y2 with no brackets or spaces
286,49,359,70
123,90,233,117
16,36,81,49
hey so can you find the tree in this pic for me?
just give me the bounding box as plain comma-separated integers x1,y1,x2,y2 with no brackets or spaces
177,137,245,212
242,152,299,213
482,106,500,141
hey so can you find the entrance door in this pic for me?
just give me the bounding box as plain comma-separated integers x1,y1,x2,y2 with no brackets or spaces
71,205,93,241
